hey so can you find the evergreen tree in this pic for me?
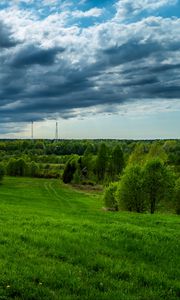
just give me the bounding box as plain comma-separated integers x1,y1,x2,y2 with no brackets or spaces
109,145,124,181
82,144,94,179
62,157,77,183
96,143,109,182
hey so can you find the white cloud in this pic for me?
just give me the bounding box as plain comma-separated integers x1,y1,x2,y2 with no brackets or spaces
72,8,103,18
42,0,58,5
115,0,178,20
117,99,180,117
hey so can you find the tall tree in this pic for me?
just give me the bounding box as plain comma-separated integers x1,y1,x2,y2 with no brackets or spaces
147,142,168,162
82,143,94,179
174,178,180,215
96,143,109,182
128,142,149,165
0,163,5,182
62,156,78,184
143,159,174,214
116,165,146,213
109,145,124,181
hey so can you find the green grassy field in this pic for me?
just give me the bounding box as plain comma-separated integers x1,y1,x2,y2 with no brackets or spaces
0,177,179,300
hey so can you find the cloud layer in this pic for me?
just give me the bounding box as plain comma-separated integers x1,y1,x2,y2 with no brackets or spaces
0,0,180,132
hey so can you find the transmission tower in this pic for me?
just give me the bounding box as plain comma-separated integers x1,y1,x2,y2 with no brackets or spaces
55,121,58,141
31,121,34,140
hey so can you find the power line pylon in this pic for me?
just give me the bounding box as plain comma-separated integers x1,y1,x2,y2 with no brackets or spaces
31,121,34,140
55,121,58,141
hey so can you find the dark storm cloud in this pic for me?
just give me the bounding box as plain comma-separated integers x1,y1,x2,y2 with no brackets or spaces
0,17,180,126
102,39,163,66
151,63,180,73
11,45,65,67
0,21,18,48
120,76,159,87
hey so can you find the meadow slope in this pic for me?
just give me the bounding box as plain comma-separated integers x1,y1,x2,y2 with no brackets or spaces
0,177,179,300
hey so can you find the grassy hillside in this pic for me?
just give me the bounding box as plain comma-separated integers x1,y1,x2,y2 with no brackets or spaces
0,177,179,300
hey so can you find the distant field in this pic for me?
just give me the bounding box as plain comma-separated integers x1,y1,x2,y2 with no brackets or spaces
0,177,179,300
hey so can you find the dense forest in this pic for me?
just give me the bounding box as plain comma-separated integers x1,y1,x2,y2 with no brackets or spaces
0,139,179,214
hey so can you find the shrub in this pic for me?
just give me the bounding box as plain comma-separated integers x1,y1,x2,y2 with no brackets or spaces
72,167,82,184
28,161,39,177
103,182,118,211
6,158,28,176
116,165,146,213
0,163,5,182
62,157,78,184
174,178,180,214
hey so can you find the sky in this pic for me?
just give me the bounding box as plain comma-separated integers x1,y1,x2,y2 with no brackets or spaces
0,0,180,139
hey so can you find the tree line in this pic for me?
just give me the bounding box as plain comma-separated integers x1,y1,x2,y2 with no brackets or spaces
0,139,179,214
104,159,180,214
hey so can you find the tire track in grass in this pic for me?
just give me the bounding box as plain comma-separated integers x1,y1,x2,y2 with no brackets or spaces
44,181,71,210
44,182,63,209
44,179,93,214
50,181,89,211
50,181,90,212
48,182,72,209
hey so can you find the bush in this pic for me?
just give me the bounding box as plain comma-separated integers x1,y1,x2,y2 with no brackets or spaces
116,160,175,214
72,167,82,184
37,169,60,179
103,182,118,211
0,163,5,182
116,165,146,213
28,161,39,177
6,158,28,176
174,178,180,214
62,157,78,183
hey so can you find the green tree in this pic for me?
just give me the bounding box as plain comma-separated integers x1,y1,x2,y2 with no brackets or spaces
116,165,146,213
103,182,118,211
62,156,78,184
15,158,28,176
82,144,94,179
147,142,167,162
0,163,5,182
109,145,124,181
128,142,149,165
72,167,82,184
174,178,180,214
143,159,174,214
6,158,17,176
96,143,109,182
29,161,39,177
6,158,28,177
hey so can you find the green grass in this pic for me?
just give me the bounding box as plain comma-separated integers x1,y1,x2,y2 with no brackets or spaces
0,177,179,300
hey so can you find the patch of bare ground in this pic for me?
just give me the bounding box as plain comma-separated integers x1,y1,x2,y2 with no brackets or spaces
71,183,103,193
